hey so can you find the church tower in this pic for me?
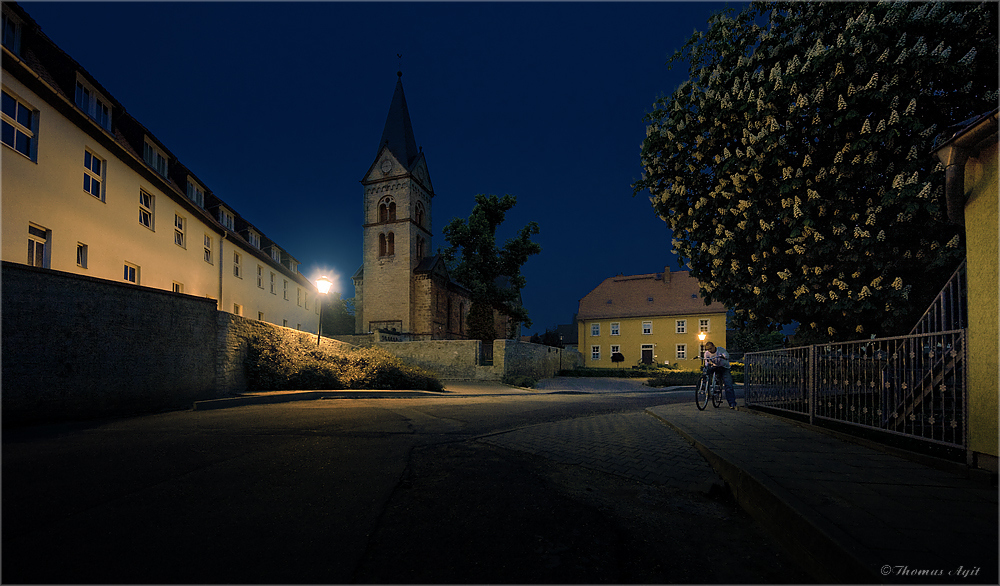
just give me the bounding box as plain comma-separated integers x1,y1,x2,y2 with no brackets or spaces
354,72,435,335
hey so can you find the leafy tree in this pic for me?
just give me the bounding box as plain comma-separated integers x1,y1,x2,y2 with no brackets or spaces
441,194,542,340
320,294,356,336
530,328,564,348
633,1,998,342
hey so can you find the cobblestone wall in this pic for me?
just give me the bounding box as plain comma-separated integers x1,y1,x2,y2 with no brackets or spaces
2,263,219,423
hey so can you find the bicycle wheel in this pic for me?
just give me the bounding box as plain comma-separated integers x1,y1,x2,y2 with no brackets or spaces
711,375,723,408
695,376,709,410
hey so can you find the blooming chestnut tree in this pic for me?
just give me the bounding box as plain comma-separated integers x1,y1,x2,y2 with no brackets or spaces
633,1,998,341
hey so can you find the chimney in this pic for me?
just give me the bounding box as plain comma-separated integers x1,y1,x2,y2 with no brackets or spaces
663,267,671,285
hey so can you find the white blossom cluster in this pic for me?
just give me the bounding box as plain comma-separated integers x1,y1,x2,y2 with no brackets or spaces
635,0,994,340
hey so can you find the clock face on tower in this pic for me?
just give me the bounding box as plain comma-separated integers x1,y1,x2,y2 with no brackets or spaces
380,159,393,174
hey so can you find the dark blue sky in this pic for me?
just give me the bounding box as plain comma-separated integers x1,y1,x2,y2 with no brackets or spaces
24,1,737,334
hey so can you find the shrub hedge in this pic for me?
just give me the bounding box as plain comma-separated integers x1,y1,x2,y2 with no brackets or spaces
244,332,443,392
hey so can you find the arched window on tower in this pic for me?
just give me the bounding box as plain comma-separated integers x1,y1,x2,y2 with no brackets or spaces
388,201,396,221
415,201,425,228
379,202,388,223
387,232,395,255
378,233,387,257
379,196,396,223
416,236,425,259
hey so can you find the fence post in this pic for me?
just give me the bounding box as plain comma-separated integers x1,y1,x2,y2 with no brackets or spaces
808,344,816,425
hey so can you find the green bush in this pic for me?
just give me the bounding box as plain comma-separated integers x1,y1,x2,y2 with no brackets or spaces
502,374,537,388
244,333,443,392
646,370,704,387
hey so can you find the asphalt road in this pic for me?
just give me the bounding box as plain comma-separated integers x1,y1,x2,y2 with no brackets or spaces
3,383,810,584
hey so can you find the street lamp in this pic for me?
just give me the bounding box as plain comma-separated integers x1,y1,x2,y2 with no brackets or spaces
316,275,333,345
698,331,706,360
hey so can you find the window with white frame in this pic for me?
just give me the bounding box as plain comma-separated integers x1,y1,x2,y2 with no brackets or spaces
219,208,235,231
676,344,687,360
138,190,154,229
297,287,302,306
304,292,309,310
74,78,111,131
174,214,185,247
233,251,242,278
143,140,168,177
27,224,48,268
271,272,277,294
610,322,620,336
699,343,707,359
2,7,22,55
591,346,600,361
283,279,288,299
83,149,104,200
610,344,620,355
2,89,36,159
247,230,261,248
270,247,281,262
123,262,139,284
257,265,264,288
233,303,243,316
676,319,686,334
699,319,710,333
186,179,205,208
591,323,600,337
642,321,652,335
203,234,213,264
258,311,265,321
173,282,183,293
76,243,88,268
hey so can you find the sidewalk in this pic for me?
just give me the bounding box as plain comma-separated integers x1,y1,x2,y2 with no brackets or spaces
646,403,998,584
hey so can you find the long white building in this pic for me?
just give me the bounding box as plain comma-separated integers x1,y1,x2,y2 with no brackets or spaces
2,2,320,332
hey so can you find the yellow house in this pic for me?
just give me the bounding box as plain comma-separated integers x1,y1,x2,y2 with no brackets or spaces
577,268,728,369
2,3,319,332
933,108,998,471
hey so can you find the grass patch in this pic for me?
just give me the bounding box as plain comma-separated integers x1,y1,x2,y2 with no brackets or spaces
244,332,443,392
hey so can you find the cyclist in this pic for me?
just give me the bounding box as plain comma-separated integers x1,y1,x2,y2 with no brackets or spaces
704,341,736,409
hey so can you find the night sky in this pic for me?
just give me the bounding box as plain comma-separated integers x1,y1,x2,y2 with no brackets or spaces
22,1,737,334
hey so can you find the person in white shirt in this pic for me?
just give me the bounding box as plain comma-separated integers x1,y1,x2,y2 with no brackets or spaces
704,341,736,409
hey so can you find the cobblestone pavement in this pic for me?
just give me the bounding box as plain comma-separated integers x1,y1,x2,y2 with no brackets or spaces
479,411,724,492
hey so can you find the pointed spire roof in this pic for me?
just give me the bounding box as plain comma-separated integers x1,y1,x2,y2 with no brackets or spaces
377,71,419,168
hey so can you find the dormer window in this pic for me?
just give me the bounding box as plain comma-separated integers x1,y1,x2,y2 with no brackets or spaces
270,246,281,263
219,208,235,231
2,7,22,56
143,139,168,177
247,230,261,248
186,178,205,207
74,78,111,131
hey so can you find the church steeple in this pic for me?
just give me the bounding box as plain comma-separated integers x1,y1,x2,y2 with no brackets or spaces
377,71,419,168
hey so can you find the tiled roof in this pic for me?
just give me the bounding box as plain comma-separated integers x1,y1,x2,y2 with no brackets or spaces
577,269,726,320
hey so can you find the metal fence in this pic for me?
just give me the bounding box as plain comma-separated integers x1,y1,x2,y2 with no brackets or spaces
745,330,967,449
910,261,967,335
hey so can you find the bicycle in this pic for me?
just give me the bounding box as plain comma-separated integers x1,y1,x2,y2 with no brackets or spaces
695,364,724,410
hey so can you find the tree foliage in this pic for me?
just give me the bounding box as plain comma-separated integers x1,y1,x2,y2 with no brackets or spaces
441,194,542,334
320,294,355,336
633,1,998,341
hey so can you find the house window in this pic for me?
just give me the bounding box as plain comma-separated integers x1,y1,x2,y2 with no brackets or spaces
27,224,48,268
700,344,707,359
676,320,686,334
123,262,139,284
174,214,185,247
233,251,242,278
2,8,22,55
219,208,235,231
642,321,652,335
676,344,687,360
283,319,288,327
256,265,264,288
2,90,35,159
610,344,620,355
283,279,288,299
138,190,154,229
591,346,600,361
258,311,265,321
143,140,168,177
304,292,310,310
270,247,281,262
297,287,302,306
591,323,600,337
700,319,710,333
271,272,276,294
610,322,620,336
83,150,104,199
172,282,183,293
204,234,213,264
74,79,111,130
76,243,88,268
186,179,205,208
233,303,243,316
248,231,261,248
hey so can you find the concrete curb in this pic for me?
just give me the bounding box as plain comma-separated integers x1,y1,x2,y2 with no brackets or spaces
646,407,878,583
192,390,449,410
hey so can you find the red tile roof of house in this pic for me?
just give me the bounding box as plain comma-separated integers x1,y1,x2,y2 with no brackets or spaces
577,268,727,320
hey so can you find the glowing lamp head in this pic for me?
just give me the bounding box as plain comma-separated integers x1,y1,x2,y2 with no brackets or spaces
316,275,333,295
698,332,707,342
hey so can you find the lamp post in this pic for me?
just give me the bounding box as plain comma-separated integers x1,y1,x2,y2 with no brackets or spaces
316,275,333,345
698,331,706,359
